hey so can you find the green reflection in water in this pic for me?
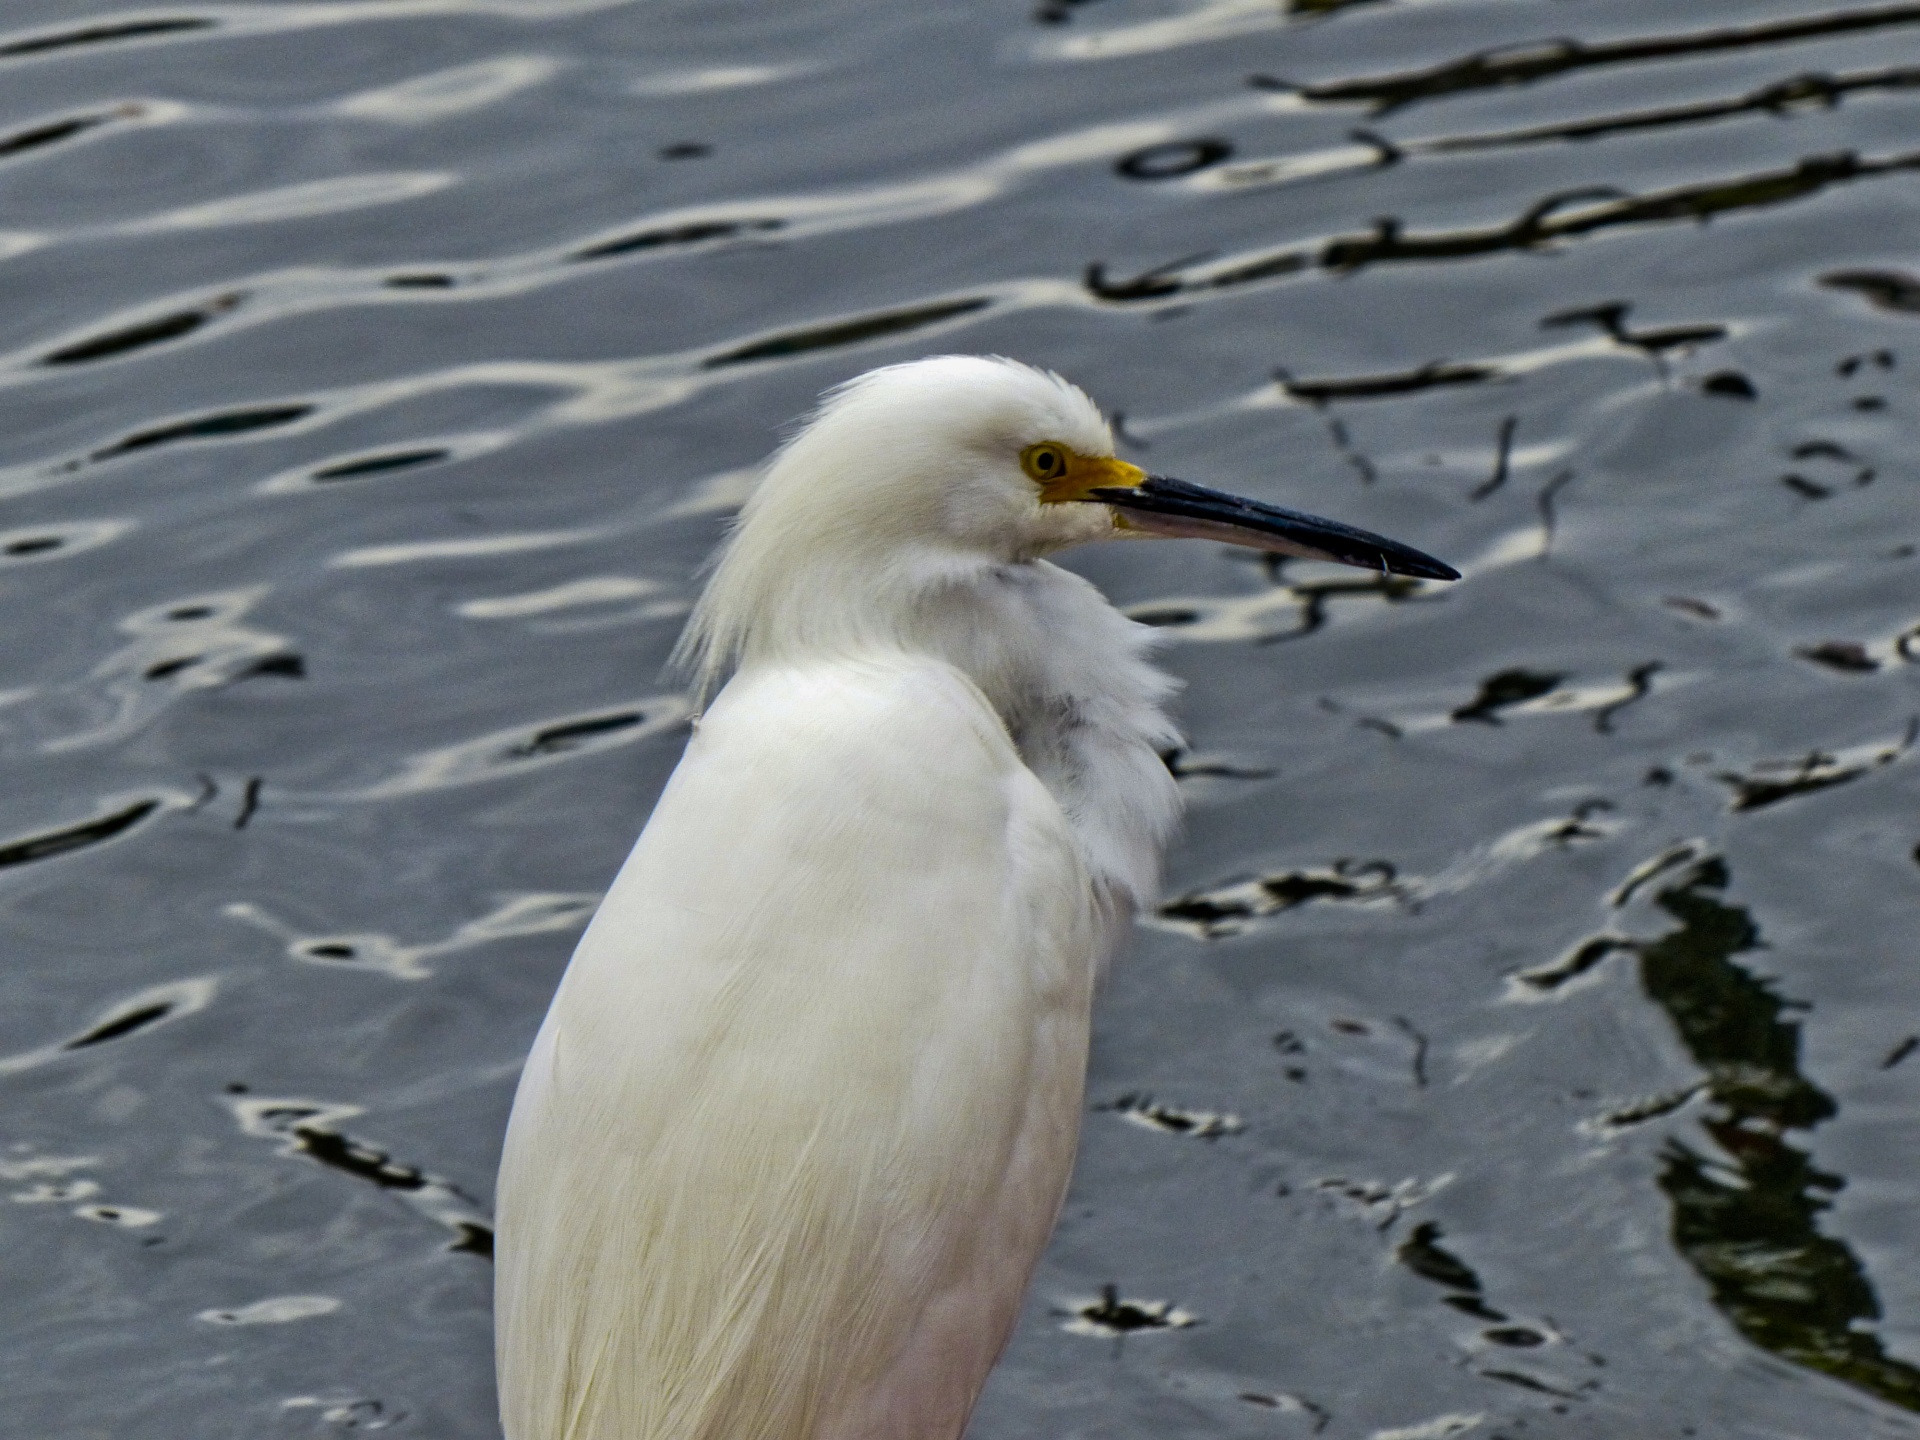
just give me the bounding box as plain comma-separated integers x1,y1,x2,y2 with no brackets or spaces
1632,857,1920,1410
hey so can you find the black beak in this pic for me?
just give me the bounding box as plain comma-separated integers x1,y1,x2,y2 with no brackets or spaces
1087,475,1460,581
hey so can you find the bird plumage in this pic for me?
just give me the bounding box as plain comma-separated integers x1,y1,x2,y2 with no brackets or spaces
496,657,1116,1440
496,355,1454,1440
498,359,1182,1440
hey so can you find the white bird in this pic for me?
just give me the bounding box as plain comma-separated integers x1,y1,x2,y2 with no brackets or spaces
494,356,1456,1440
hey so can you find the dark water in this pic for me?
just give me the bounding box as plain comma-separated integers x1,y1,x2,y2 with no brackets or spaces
2,2,1918,1436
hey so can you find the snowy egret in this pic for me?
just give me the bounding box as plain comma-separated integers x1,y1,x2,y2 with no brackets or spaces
495,356,1456,1440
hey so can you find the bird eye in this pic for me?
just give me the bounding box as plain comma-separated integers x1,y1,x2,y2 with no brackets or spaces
1021,443,1069,482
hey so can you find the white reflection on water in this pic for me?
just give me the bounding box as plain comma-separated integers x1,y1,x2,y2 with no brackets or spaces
197,1294,342,1325
455,575,663,619
628,64,808,97
329,528,603,569
135,173,457,231
335,56,563,123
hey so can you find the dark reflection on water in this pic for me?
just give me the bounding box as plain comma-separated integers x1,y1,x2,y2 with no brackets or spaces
229,1094,497,1257
703,295,995,368
40,293,241,366
1091,145,1920,296
6,0,1920,1435
0,795,166,868
1635,859,1920,1412
0,18,216,60
569,216,785,263
1281,5,1920,113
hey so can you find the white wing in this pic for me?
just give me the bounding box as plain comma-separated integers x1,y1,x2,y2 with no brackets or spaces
495,656,1102,1440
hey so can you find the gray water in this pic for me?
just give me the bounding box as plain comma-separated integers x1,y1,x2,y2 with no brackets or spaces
2,2,1919,1436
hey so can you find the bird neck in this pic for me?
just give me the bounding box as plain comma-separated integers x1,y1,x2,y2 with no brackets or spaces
688,549,1184,910
926,560,1185,912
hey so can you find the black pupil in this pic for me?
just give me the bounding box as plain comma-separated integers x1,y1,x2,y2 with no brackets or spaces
1040,452,1055,470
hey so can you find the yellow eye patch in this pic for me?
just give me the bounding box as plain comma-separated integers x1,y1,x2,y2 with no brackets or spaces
1020,442,1148,503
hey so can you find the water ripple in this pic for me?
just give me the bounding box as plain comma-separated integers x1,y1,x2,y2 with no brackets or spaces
0,1,638,69
288,697,692,801
333,56,562,122
224,893,599,980
0,977,218,1075
134,172,457,231
328,527,602,570
34,587,293,752
454,576,664,619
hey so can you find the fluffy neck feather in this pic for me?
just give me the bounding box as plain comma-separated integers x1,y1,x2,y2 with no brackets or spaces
679,542,1182,909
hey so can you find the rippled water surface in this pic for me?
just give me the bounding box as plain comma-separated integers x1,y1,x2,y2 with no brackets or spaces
4,2,1920,1436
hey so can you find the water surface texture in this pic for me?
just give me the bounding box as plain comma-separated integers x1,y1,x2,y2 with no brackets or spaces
3,2,1919,1437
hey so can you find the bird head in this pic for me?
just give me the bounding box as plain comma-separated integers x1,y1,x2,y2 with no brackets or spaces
769,355,1455,573
676,355,1456,687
